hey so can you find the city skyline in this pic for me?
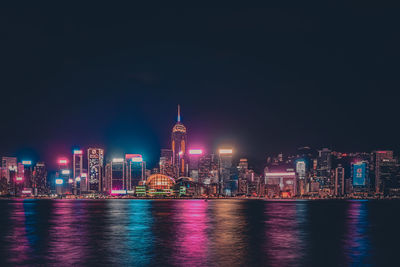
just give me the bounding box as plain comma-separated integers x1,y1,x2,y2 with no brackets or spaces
2,7,400,170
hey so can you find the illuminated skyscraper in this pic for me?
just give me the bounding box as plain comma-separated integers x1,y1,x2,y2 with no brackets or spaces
87,148,104,192
171,105,188,177
373,150,394,194
1,157,17,182
33,162,47,195
219,148,233,196
73,150,83,194
125,154,145,190
111,158,125,192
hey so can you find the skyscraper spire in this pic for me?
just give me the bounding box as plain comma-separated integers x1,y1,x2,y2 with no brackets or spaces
177,104,181,122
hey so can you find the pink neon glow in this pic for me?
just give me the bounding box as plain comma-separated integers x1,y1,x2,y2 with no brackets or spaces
55,178,64,185
16,177,23,181
265,172,296,176
179,151,183,156
219,149,233,154
189,149,203,155
68,179,73,183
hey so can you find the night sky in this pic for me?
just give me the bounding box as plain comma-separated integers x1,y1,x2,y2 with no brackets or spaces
1,6,400,169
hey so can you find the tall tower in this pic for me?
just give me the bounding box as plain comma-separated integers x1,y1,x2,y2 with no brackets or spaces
87,148,104,192
171,105,188,177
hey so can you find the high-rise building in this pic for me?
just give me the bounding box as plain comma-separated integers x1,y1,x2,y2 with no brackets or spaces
22,160,33,190
111,158,125,192
171,105,188,177
160,149,174,177
73,149,84,194
334,165,345,196
373,150,394,194
219,148,233,196
317,148,332,187
188,149,203,181
87,148,104,192
125,154,145,190
351,161,369,194
33,162,47,195
1,157,17,182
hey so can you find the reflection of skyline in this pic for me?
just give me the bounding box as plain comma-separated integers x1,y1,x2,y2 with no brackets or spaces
264,201,306,266
0,199,398,266
344,200,371,265
171,200,209,266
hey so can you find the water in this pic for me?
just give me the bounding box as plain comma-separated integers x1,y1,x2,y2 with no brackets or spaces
0,199,399,266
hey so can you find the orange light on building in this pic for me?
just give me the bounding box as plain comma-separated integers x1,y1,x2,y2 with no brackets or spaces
219,148,233,154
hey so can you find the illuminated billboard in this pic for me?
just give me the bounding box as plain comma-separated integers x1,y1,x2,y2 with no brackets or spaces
189,149,203,155
219,149,233,155
55,178,64,185
353,162,367,186
61,170,70,175
73,150,83,155
22,160,32,165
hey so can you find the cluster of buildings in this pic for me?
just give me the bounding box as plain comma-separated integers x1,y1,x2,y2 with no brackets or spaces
1,106,400,198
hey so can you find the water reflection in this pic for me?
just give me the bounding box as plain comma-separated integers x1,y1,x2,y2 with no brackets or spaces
171,200,209,266
344,200,371,265
264,201,306,266
0,199,399,266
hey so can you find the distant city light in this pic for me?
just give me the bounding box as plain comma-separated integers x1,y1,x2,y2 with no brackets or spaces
189,149,203,155
16,177,23,181
111,190,127,195
219,148,233,154
112,158,124,163
22,190,32,194
75,177,81,182
73,150,83,155
61,170,70,175
81,173,87,178
55,178,64,185
265,172,296,176
22,160,32,165
179,151,183,156
125,154,142,160
68,178,73,183
58,159,68,164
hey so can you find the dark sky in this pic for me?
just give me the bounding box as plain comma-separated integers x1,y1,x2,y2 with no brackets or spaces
1,6,400,169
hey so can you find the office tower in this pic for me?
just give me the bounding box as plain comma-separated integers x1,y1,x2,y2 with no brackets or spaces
104,163,111,192
33,162,47,195
111,158,125,192
21,160,33,189
334,165,345,196
219,148,233,196
373,150,394,194
73,150,84,194
188,149,203,181
160,149,174,177
264,165,297,198
125,154,145,190
87,148,104,192
379,158,400,196
295,159,307,196
171,105,188,177
1,157,17,182
351,161,369,194
317,148,332,187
